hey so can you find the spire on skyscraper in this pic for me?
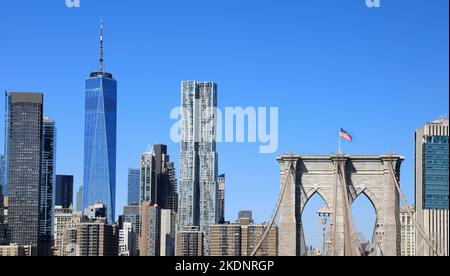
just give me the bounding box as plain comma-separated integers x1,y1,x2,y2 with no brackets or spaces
99,18,104,73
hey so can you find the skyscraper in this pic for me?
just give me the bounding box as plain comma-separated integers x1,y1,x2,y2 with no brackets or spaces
56,175,74,208
76,186,83,212
139,145,178,210
127,168,140,205
0,155,6,196
140,151,154,204
5,92,43,254
218,174,225,223
400,206,416,256
83,20,117,224
40,115,56,256
415,117,449,256
178,81,219,255
160,209,176,256
119,221,136,256
139,202,160,256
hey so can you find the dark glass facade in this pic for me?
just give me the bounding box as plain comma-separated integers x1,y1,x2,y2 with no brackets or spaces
423,136,449,209
56,175,74,208
40,116,56,256
5,92,43,251
83,73,117,223
127,168,140,205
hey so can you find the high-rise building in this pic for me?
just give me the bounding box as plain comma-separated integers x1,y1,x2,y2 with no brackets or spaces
53,207,83,256
0,183,7,245
83,20,117,224
56,175,74,208
139,202,160,256
0,155,6,196
127,168,140,205
140,151,153,204
0,244,33,256
400,206,416,256
122,204,140,254
179,81,219,255
119,221,136,256
40,115,56,256
160,209,176,256
167,162,178,213
75,219,119,256
5,92,43,253
176,226,204,257
209,211,278,256
218,174,225,223
139,145,178,210
76,186,83,212
210,223,241,256
415,118,449,256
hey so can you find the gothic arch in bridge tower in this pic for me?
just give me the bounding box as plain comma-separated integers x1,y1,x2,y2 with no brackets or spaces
277,154,404,256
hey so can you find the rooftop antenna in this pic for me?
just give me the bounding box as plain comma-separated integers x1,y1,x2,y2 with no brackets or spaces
99,18,104,73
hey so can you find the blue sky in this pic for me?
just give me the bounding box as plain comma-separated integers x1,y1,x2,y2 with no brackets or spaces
0,0,448,249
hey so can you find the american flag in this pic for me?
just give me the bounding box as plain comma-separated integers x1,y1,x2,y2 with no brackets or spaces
339,128,353,141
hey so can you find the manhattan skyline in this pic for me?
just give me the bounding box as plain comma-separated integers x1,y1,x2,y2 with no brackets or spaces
0,0,448,249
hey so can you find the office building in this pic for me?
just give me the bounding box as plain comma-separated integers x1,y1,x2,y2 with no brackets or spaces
40,115,56,256
53,207,83,256
167,162,178,213
83,20,117,223
56,175,74,208
176,226,204,256
75,219,119,256
76,186,83,212
139,202,160,256
0,155,6,196
210,223,241,256
400,206,416,256
178,81,219,255
5,92,43,253
0,244,33,256
119,221,136,256
127,168,140,205
140,145,178,210
140,151,153,204
85,203,107,221
209,211,278,256
218,174,225,223
122,204,140,254
415,118,449,256
160,209,176,256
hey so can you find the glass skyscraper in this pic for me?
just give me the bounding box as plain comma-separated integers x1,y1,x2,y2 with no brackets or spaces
127,168,140,205
178,81,219,256
83,21,117,224
40,116,56,256
5,92,43,253
415,118,449,256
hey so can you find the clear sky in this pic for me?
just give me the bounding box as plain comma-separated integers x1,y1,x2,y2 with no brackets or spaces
0,0,448,249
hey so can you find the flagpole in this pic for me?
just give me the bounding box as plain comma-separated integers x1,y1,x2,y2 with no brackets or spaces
338,126,341,154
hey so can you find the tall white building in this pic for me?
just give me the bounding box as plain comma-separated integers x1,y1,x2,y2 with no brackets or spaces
415,118,449,256
178,81,219,255
160,209,176,256
400,206,416,256
119,222,136,256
